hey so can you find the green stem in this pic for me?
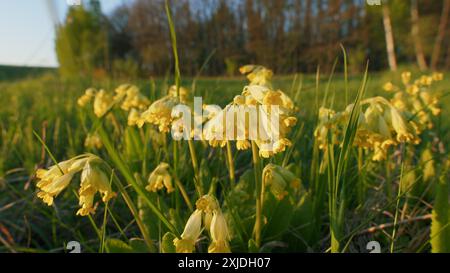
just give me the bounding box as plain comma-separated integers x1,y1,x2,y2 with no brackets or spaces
226,141,236,188
251,141,262,249
188,139,203,197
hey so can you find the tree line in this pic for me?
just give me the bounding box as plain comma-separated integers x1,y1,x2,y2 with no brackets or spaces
55,0,450,78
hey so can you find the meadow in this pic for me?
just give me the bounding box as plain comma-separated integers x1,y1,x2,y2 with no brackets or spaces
0,63,448,253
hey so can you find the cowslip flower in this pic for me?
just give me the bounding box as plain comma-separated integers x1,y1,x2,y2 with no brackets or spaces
173,209,203,253
77,88,97,107
146,162,174,193
35,154,115,215
262,163,301,200
387,72,442,131
174,195,230,253
208,211,231,253
138,92,180,133
239,65,273,88
203,65,297,158
114,84,150,111
314,97,419,161
93,90,114,117
84,133,103,149
168,85,190,104
77,161,115,216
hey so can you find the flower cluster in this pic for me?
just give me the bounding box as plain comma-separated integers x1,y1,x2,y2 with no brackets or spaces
77,84,151,119
174,195,230,253
314,96,419,161
384,72,442,131
135,85,189,132
203,65,297,157
35,154,116,216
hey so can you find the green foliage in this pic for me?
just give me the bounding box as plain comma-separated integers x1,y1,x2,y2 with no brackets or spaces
55,4,109,78
430,162,450,253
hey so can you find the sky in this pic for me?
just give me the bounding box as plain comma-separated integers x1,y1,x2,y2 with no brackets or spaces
0,0,127,67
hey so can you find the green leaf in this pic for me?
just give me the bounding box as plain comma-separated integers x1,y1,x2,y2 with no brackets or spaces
129,238,155,253
248,239,259,253
161,232,177,253
105,238,133,253
431,165,450,253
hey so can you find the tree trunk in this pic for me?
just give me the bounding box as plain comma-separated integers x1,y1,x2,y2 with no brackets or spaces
382,3,398,71
411,0,428,71
431,0,450,70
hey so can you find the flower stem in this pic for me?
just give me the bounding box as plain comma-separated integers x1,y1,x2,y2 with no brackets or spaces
226,141,236,188
251,141,262,249
188,139,203,197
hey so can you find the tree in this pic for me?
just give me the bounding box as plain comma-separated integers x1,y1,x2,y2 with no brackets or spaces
382,2,398,71
55,3,109,78
411,0,428,70
431,0,450,70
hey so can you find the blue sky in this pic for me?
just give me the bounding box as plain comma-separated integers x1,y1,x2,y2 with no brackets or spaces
0,0,127,67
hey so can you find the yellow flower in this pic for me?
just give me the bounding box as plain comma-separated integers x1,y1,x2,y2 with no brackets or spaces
114,84,150,111
236,140,251,150
36,158,85,206
174,209,203,253
262,163,300,200
383,82,395,92
389,107,417,143
93,90,114,117
401,72,411,86
76,161,115,216
77,88,96,107
146,162,174,193
35,155,115,215
127,108,141,126
239,65,273,87
138,95,179,133
432,72,443,81
421,148,435,182
208,211,231,253
84,133,103,149
168,85,189,103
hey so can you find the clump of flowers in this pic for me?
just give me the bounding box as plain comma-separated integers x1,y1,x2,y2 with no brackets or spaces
384,72,443,132
314,96,419,161
35,154,116,216
174,195,230,253
77,84,151,119
203,65,297,158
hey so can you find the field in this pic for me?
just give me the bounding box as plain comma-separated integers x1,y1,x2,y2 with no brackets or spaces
0,64,449,253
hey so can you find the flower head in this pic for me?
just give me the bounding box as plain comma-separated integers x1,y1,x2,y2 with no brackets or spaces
35,154,115,215
146,162,174,193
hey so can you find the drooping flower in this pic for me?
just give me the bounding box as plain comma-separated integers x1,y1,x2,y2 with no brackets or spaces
138,95,179,133
262,163,301,200
203,66,297,158
146,162,174,193
208,211,231,253
76,161,115,216
35,154,115,215
173,209,203,253
84,133,103,149
174,194,231,253
114,84,150,111
93,90,114,117
77,88,97,107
